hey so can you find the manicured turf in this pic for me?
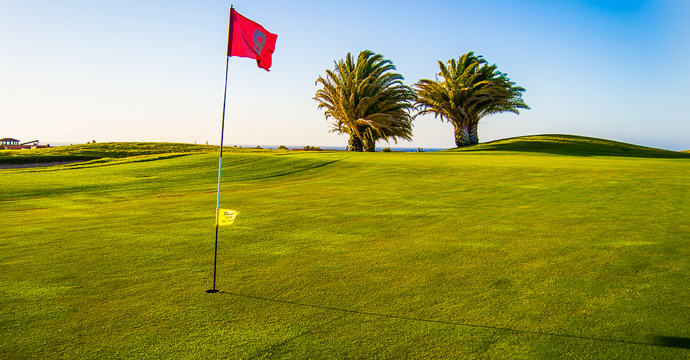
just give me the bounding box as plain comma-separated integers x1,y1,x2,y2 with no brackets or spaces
453,134,690,158
0,142,272,165
1,136,689,359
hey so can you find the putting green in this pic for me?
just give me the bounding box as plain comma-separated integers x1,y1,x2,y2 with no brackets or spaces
1,137,689,358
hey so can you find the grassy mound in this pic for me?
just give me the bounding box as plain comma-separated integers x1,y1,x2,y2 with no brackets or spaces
449,134,690,158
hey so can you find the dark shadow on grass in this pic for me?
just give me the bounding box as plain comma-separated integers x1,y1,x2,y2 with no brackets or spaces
449,137,690,159
654,336,690,349
240,158,348,181
457,145,690,159
219,291,689,350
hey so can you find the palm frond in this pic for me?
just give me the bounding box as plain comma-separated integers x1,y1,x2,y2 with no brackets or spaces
413,51,529,145
314,50,416,150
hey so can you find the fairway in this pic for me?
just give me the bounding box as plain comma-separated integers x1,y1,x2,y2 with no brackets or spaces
2,141,690,359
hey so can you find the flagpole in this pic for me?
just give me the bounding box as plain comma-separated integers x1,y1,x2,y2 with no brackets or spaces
207,7,233,294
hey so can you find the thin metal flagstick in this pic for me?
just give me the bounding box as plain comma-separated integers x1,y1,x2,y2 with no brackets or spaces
207,28,232,294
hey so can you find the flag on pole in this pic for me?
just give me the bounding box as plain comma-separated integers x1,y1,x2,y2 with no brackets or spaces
227,8,278,71
217,209,239,226
207,7,273,294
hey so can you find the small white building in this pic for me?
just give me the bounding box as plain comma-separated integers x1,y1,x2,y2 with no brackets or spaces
1,138,49,149
1,138,20,146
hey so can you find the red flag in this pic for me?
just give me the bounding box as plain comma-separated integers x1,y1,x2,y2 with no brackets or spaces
227,8,278,71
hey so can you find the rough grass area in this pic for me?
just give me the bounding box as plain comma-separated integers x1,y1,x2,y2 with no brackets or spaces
1,137,689,359
0,142,276,165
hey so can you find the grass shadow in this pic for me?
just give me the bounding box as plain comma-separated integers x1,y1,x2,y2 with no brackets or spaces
217,290,690,350
654,336,690,349
240,158,348,181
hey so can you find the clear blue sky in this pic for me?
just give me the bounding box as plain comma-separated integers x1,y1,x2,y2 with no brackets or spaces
1,0,688,150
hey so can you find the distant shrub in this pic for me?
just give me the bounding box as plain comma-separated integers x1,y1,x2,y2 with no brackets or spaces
303,145,322,151
278,145,288,150
382,147,392,152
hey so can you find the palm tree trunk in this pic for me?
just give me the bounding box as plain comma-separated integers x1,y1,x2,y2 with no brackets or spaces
363,137,376,152
348,135,363,152
468,121,479,145
453,122,472,147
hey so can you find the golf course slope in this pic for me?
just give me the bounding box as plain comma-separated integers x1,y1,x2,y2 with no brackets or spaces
449,134,690,158
0,142,271,166
1,136,690,359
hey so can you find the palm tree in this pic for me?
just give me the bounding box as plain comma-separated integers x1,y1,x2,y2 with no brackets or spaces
315,50,415,152
414,52,529,147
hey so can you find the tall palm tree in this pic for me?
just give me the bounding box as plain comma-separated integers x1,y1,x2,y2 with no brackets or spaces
315,50,415,152
414,52,529,147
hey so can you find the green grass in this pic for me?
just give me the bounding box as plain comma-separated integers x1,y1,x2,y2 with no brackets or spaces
0,142,276,165
1,137,690,359
453,134,690,158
